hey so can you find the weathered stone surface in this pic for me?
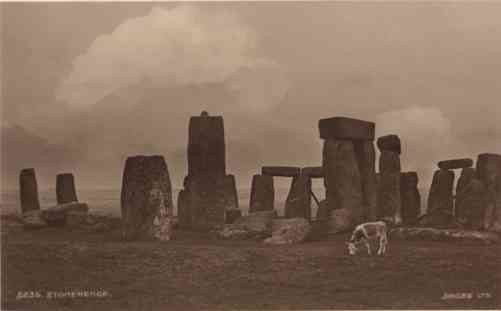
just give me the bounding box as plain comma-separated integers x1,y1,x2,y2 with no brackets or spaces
177,189,191,229
438,158,473,170
316,199,330,220
285,175,311,219
301,166,324,178
21,210,47,229
323,140,364,228
427,169,454,214
66,210,88,228
263,218,311,245
188,176,227,231
327,208,353,234
417,209,454,229
262,166,301,177
305,219,329,241
19,168,40,213
379,150,401,173
223,174,239,210
120,155,174,241
378,172,401,224
476,153,501,233
401,172,421,225
41,202,89,227
217,210,276,240
390,227,500,244
225,209,242,224
188,112,226,178
354,140,377,221
56,173,78,204
319,117,375,140
455,178,487,230
249,174,274,212
376,135,401,154
456,168,476,195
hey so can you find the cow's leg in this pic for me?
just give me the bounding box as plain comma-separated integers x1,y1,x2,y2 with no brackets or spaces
364,238,372,255
377,236,383,255
381,233,388,255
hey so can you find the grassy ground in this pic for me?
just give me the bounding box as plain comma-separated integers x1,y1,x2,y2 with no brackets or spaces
1,216,500,310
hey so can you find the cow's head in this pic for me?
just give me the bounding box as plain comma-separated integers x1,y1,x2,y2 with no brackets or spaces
347,242,358,255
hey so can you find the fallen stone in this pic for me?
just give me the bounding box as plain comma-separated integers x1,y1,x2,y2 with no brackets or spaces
120,155,174,241
188,113,226,178
56,173,78,204
390,227,500,244
285,175,311,219
19,168,40,213
225,209,242,224
262,166,301,177
217,210,276,240
376,135,401,154
354,140,377,221
417,209,455,229
455,179,487,230
323,139,364,227
301,166,324,178
263,218,311,245
437,158,473,170
319,117,375,140
41,202,89,227
400,172,421,225
66,210,88,228
21,210,47,229
249,174,274,212
427,169,455,214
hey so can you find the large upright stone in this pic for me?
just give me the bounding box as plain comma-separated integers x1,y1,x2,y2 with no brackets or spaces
377,149,402,224
120,155,174,241
487,175,501,232
262,166,301,177
177,188,191,229
377,135,401,154
223,174,239,210
455,179,487,230
456,167,476,195
476,153,501,231
19,168,40,213
188,176,227,231
319,117,375,141
323,139,364,230
427,169,454,214
188,112,225,178
285,174,312,219
400,172,421,225
249,174,274,212
354,140,377,221
56,173,78,204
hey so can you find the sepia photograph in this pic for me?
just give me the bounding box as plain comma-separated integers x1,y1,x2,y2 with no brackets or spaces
1,1,500,310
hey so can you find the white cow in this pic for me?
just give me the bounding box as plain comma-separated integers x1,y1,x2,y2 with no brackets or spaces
347,221,388,256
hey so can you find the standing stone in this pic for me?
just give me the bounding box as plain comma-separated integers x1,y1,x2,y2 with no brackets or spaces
376,134,401,154
120,155,174,241
56,173,78,204
177,189,191,229
189,176,227,231
455,179,487,230
249,174,274,213
400,172,421,225
19,168,40,213
354,140,377,221
316,199,330,220
323,139,364,231
427,169,455,214
476,153,501,231
456,167,476,195
488,175,501,232
285,174,312,220
378,148,402,224
223,174,239,210
188,112,226,178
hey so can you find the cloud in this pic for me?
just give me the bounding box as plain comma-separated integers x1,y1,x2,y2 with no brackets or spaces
56,6,287,112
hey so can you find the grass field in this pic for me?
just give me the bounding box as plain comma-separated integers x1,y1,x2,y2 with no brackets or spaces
1,216,500,310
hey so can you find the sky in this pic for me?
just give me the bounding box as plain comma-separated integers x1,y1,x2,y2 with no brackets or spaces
2,2,501,192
